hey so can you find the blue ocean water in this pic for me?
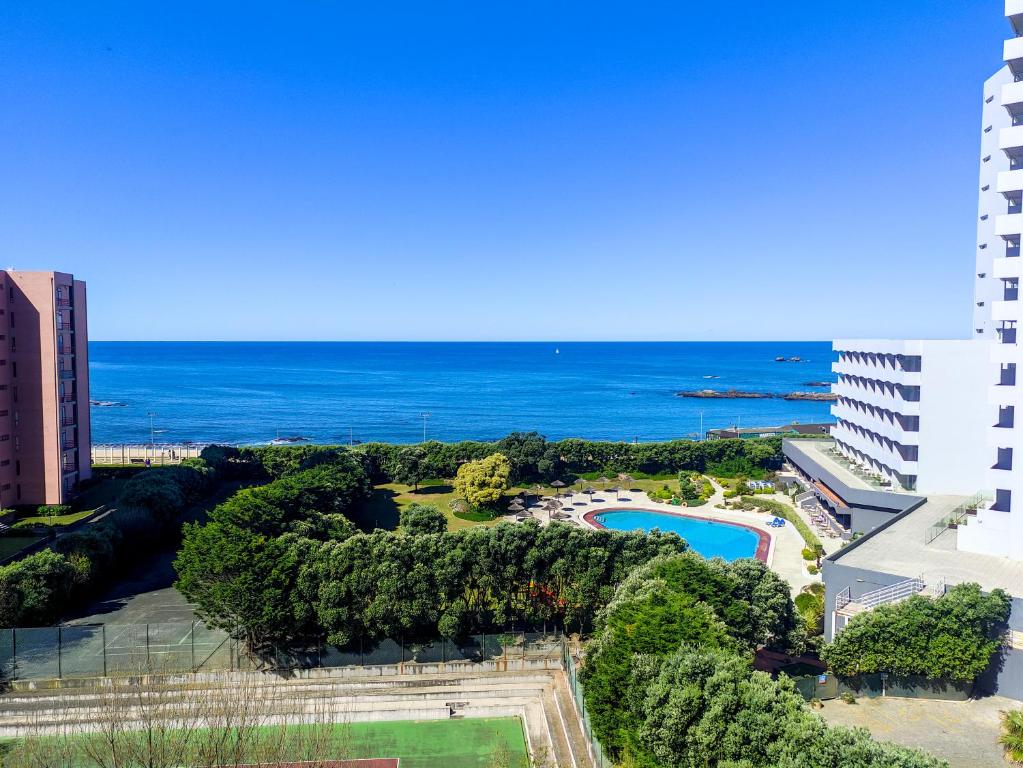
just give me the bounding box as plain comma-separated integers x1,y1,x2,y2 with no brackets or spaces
593,510,760,561
87,341,836,445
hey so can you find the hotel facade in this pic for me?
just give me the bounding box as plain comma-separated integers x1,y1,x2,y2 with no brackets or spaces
0,271,91,508
781,1,1023,698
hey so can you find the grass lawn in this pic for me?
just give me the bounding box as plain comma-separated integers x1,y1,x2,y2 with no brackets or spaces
3,717,528,768
0,534,42,561
13,509,94,528
352,475,698,533
354,483,511,532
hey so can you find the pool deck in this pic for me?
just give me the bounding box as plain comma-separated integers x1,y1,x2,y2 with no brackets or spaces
521,482,818,594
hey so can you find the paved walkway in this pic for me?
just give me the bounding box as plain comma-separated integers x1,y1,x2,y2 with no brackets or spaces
819,695,1011,768
521,482,820,594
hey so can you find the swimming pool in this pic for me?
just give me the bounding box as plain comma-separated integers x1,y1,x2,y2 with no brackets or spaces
586,509,767,562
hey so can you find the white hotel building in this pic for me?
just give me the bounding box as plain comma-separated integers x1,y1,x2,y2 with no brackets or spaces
801,1,1023,559
830,340,989,496
959,2,1023,556
780,3,1023,697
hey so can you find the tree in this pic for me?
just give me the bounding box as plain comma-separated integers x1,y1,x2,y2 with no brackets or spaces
496,432,548,483
453,453,511,510
821,583,1011,682
391,445,430,492
175,522,313,649
581,585,732,753
118,471,186,523
399,503,447,535
633,646,946,768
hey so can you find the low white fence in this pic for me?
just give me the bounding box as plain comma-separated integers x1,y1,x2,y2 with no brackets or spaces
91,444,204,466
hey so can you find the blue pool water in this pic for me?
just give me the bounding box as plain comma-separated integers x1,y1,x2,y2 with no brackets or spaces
593,509,761,561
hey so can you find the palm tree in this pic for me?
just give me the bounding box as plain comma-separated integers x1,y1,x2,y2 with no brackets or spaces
1000,709,1023,764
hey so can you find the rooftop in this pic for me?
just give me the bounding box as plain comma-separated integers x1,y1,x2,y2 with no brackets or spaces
783,439,921,512
832,496,1023,598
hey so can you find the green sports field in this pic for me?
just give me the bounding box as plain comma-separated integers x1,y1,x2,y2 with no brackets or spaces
1,717,529,768
343,718,528,767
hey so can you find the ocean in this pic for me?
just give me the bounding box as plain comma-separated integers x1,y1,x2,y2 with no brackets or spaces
87,341,837,446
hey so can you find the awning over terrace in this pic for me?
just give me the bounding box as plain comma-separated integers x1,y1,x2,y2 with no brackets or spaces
814,481,849,509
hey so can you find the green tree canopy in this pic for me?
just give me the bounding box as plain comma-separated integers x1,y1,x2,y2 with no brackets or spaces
453,453,511,510
399,503,447,535
821,583,1010,682
391,445,430,491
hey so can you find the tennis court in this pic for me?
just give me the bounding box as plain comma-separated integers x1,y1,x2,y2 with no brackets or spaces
0,621,233,680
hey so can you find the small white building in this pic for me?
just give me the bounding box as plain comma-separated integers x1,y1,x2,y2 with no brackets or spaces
831,339,990,495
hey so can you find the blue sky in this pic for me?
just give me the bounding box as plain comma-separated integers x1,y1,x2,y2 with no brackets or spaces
0,1,1009,341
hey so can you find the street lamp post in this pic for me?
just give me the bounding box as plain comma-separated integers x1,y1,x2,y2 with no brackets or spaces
420,412,431,443
147,412,156,463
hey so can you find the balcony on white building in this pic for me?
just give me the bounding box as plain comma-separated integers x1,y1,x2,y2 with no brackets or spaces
831,402,915,445
832,379,921,416
1010,0,1023,36
1007,36,1023,76
992,298,1022,322
831,422,919,477
994,256,1023,279
831,358,921,385
998,169,1023,195
1001,125,1023,154
1003,80,1023,117
997,213,1023,238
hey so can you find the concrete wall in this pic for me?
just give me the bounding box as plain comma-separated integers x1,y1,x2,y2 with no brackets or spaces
915,340,991,495
821,560,910,640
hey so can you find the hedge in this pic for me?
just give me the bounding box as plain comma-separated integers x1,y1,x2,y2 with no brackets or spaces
738,496,823,552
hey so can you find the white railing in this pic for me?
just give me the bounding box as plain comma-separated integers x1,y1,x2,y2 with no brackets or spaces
794,490,816,505
857,577,925,610
836,586,852,612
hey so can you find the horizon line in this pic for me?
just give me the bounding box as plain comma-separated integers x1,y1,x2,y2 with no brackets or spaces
87,338,838,344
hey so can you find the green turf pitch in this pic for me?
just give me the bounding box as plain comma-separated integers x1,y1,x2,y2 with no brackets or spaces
343,717,528,768
0,717,529,768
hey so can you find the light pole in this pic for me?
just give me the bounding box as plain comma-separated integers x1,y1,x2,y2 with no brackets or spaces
147,412,156,460
699,410,704,441
420,412,431,443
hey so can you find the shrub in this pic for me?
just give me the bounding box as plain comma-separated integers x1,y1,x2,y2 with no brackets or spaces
35,505,72,518
802,547,817,561
0,550,76,627
807,564,819,575
117,464,213,526
399,503,447,535
821,583,1011,682
740,496,823,552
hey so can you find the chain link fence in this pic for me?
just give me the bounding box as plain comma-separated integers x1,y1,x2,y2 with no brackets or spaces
0,623,564,682
562,641,613,768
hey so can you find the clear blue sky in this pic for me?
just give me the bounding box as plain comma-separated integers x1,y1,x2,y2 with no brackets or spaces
0,1,1008,341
